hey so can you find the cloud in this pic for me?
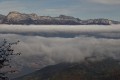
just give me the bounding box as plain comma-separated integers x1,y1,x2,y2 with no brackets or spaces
0,25,120,66
40,8,72,16
0,0,41,15
0,25,120,33
90,0,120,5
0,33,120,71
0,0,120,21
0,25,120,78
1,33,120,65
0,25,120,38
0,1,25,14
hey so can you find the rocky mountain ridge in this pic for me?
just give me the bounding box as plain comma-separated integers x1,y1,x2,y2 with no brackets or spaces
0,11,120,25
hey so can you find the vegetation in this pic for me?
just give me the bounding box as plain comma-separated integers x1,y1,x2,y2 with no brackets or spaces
0,39,20,80
15,57,120,80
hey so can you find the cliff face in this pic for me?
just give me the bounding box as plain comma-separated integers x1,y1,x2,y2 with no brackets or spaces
5,11,39,24
0,14,5,23
0,11,119,25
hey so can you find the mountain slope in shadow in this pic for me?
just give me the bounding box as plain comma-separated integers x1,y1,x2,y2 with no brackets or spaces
14,57,120,80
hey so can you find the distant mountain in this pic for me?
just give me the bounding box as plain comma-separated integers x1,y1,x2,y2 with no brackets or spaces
14,58,120,80
0,11,120,25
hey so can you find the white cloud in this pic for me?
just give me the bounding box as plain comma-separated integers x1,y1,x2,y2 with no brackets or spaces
0,1,25,14
0,32,120,69
90,0,120,5
0,25,120,65
0,25,120,78
0,0,39,15
0,25,120,33
41,8,72,16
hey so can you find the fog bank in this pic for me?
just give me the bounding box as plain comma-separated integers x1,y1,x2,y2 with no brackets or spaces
0,25,120,78
0,25,120,33
0,34,120,69
0,25,120,38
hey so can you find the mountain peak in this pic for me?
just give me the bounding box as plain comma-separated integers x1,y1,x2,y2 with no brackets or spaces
59,15,75,19
7,11,25,18
8,11,21,14
7,11,22,18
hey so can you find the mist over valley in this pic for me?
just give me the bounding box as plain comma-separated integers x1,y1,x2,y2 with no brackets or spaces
0,25,120,79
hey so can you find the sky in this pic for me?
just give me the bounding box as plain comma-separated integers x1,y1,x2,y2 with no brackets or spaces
0,0,120,21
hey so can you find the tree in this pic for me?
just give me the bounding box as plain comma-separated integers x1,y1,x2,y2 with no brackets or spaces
0,39,21,80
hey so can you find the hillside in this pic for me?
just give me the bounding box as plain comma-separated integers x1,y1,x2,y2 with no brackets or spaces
0,11,119,25
14,57,120,80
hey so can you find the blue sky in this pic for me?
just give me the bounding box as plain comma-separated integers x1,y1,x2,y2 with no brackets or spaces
0,0,120,20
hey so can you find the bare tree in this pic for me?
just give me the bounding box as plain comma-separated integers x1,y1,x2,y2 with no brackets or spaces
0,39,21,80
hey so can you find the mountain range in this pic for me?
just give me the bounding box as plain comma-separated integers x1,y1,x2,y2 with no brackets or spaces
14,57,120,80
0,11,120,25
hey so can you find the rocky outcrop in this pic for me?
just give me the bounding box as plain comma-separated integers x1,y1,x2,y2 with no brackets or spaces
0,14,5,24
53,15,81,25
5,11,39,24
81,19,112,25
0,11,120,25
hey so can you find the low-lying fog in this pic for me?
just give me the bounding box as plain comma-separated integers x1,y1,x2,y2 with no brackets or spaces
0,25,120,78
